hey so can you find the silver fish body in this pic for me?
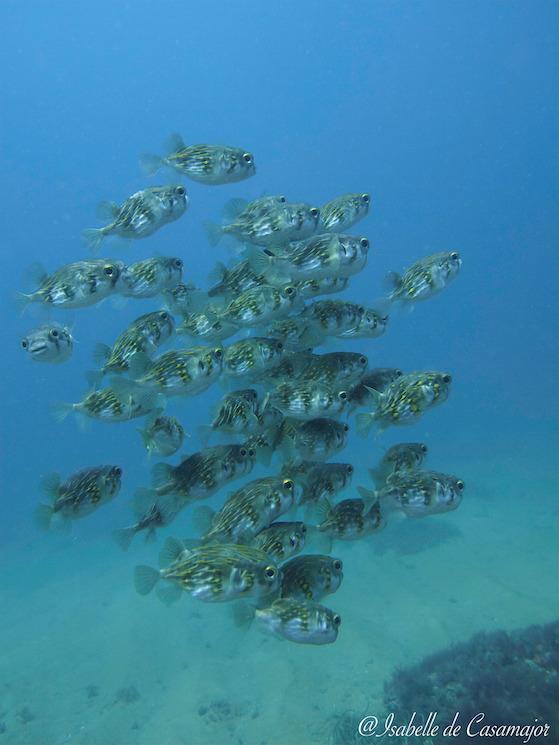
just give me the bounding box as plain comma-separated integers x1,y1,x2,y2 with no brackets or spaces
319,192,370,233
21,259,123,310
380,470,465,517
83,185,188,251
201,476,297,544
141,135,256,184
387,251,462,304
255,598,341,645
222,337,285,379
35,465,122,530
117,257,183,298
280,554,344,601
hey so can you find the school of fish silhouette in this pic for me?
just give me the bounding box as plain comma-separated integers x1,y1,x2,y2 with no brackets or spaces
25,133,464,645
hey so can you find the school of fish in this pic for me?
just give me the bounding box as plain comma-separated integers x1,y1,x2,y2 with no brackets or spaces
24,133,464,646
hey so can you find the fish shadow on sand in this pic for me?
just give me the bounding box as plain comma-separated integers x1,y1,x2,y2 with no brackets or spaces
373,518,462,557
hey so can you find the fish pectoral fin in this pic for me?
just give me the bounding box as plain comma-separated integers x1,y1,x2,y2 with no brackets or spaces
232,601,256,631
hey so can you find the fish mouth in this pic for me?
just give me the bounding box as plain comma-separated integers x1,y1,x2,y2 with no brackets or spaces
28,341,49,356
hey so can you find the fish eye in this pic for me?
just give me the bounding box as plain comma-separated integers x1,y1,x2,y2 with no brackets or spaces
442,373,452,384
240,448,247,457
457,480,465,490
49,328,59,338
242,152,253,163
333,614,342,627
290,536,297,547
333,559,343,571
113,466,122,477
283,479,294,491
359,356,367,366
278,196,287,203
214,348,223,358
284,286,295,296
360,238,369,249
174,258,183,269
104,264,115,276
421,444,428,453
357,306,365,315
396,369,403,377
265,566,276,579
338,391,347,401
248,448,255,457
450,251,459,260
310,207,319,218
276,341,284,351
176,186,186,196
346,465,354,474
159,311,169,320
361,194,370,203
21,339,28,349
343,423,349,432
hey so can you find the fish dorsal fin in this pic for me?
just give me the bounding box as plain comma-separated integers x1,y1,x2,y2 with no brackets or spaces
25,262,48,288
40,472,61,501
166,133,186,153
208,261,228,285
223,198,249,221
159,536,187,568
96,201,120,221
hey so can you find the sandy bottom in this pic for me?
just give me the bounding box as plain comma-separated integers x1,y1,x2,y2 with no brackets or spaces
1,446,557,745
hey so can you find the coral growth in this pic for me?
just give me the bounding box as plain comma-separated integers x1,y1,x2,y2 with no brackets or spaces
383,621,559,743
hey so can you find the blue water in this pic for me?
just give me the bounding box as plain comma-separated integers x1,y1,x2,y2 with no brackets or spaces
1,2,558,744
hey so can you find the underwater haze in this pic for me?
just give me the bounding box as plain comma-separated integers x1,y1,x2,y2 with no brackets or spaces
1,1,558,744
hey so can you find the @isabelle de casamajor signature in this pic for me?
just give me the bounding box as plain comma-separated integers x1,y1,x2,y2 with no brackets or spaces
357,712,551,743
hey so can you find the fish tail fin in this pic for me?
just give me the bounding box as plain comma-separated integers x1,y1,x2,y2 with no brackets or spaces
81,228,105,254
33,503,53,532
134,565,160,595
139,152,164,176
112,526,136,551
51,402,74,423
14,291,34,315
203,221,223,247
